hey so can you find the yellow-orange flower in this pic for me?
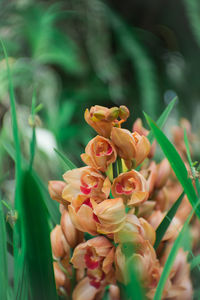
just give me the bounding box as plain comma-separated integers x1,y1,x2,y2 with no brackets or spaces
62,166,111,203
68,195,126,235
84,105,130,138
111,127,150,169
111,170,149,206
81,136,117,173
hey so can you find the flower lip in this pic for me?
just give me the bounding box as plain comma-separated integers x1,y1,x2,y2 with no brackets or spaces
95,142,113,157
84,249,100,270
115,177,137,195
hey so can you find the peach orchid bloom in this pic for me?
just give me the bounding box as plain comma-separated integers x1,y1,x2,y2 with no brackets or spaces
111,170,149,206
68,195,126,235
114,214,156,246
81,136,117,172
85,105,130,138
62,166,111,203
115,240,161,292
133,118,156,159
71,237,115,294
111,127,150,169
160,248,193,300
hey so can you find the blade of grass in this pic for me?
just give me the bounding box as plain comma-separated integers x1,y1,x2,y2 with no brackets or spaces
21,169,58,300
144,113,200,219
147,97,177,144
154,204,197,300
154,192,184,250
54,148,77,170
184,129,200,196
0,198,8,300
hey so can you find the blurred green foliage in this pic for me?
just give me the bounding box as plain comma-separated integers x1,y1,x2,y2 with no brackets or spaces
1,0,200,298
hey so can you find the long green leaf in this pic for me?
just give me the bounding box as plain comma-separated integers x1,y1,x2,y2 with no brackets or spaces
154,207,195,300
21,169,58,300
154,192,185,250
0,38,23,298
147,97,177,144
144,113,200,219
0,198,8,300
3,142,60,225
54,148,77,170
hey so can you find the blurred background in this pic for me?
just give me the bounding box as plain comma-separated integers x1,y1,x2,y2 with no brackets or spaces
1,0,200,196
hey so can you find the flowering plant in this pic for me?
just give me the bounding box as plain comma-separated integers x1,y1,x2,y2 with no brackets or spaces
49,105,198,300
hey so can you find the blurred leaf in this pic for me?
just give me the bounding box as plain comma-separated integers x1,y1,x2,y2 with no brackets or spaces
154,208,195,300
29,90,36,171
21,169,58,300
144,113,200,219
190,254,200,270
147,97,177,144
54,148,77,170
0,198,8,300
154,192,184,250
107,7,159,117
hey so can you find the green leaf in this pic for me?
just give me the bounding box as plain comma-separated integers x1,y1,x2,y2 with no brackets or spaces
190,254,200,270
184,129,200,196
54,148,77,170
154,192,185,250
0,38,23,299
154,208,195,300
0,199,8,300
144,113,200,219
2,142,60,225
147,97,177,144
21,169,58,300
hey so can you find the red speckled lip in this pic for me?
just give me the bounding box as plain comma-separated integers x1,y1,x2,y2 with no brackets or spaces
84,250,99,270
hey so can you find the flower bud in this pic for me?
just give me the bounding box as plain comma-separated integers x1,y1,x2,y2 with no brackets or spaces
50,225,70,259
106,107,119,121
48,181,67,205
119,106,130,121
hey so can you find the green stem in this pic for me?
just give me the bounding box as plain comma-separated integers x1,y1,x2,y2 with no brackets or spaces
117,157,123,174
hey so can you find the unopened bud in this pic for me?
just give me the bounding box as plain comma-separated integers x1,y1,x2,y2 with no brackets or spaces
61,210,84,248
92,110,106,121
51,225,70,259
48,181,66,204
119,106,129,120
109,284,120,300
106,107,119,121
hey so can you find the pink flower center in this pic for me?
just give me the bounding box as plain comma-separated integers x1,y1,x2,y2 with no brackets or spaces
80,175,99,195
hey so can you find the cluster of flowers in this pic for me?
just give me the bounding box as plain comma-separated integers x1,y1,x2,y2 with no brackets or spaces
49,105,195,300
